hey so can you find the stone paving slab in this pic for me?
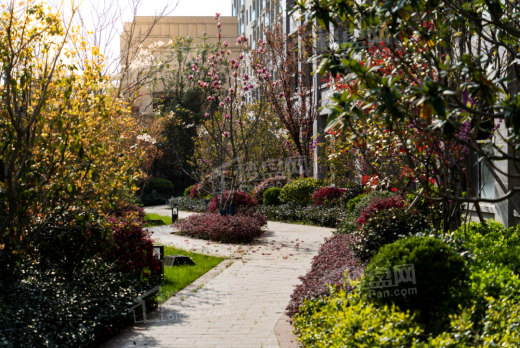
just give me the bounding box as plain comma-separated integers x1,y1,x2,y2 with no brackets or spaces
100,209,333,348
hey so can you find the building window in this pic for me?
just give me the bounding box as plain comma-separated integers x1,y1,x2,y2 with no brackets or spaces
246,10,248,25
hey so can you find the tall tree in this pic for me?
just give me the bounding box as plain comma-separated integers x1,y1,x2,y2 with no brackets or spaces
0,0,144,291
293,0,520,230
249,19,318,177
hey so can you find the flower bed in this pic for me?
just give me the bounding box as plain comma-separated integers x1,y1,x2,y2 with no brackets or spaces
286,234,364,317
174,213,268,243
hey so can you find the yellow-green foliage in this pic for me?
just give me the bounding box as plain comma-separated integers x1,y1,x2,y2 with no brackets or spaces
294,281,520,347
279,178,325,205
294,289,423,348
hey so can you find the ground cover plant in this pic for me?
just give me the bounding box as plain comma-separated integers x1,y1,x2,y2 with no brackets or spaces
159,246,225,300
0,217,162,348
286,234,365,317
174,213,268,243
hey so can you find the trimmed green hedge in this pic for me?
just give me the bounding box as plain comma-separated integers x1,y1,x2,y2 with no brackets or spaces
279,178,325,205
263,187,282,205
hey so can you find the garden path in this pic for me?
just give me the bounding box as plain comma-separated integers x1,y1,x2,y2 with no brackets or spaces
101,206,333,348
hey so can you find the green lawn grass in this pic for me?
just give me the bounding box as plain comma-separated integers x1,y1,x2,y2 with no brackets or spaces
157,245,225,302
144,213,172,227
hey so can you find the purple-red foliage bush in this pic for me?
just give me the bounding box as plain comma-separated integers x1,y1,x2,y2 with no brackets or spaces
208,190,258,214
107,201,145,222
312,187,345,206
252,176,290,203
108,218,161,276
174,213,268,243
189,183,200,199
356,196,404,225
286,234,365,317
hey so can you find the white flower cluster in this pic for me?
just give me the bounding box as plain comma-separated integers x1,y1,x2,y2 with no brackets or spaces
137,134,156,144
129,48,156,69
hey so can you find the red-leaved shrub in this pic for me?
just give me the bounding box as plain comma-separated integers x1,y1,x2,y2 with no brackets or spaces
108,218,161,276
356,196,404,225
252,176,290,203
189,183,200,199
107,201,145,223
286,234,365,317
312,186,345,206
208,190,258,214
174,213,267,243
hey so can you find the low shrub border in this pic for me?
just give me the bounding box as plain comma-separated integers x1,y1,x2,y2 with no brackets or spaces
257,203,350,228
174,213,268,244
286,234,365,317
167,196,211,213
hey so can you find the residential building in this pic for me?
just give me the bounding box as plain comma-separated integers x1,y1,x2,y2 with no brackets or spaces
232,0,335,180
120,16,240,116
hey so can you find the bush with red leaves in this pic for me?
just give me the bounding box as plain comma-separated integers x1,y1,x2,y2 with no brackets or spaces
286,234,365,317
107,201,145,223
356,196,404,225
208,190,258,214
252,176,290,203
174,213,267,243
107,218,161,277
189,183,200,198
312,186,346,206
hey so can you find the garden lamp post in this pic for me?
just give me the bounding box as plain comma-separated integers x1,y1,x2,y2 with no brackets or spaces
171,204,178,223
153,244,164,274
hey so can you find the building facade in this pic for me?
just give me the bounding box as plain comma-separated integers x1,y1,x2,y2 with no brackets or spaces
120,16,239,115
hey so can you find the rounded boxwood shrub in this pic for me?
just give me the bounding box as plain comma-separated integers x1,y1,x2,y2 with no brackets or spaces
207,190,258,214
361,237,471,326
351,207,430,262
252,176,289,203
141,177,174,195
263,187,282,206
279,177,324,205
346,193,366,212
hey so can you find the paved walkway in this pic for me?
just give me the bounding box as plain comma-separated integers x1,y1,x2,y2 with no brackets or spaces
101,206,334,348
